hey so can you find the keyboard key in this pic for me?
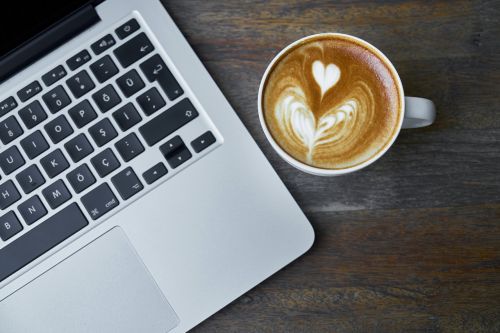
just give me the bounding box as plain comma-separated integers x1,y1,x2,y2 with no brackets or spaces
0,181,21,209
143,162,167,185
139,98,198,146
115,18,140,39
113,103,142,131
90,55,118,83
20,131,49,159
140,54,183,101
67,164,96,194
18,100,47,129
91,148,120,177
44,115,73,143
159,135,183,156
67,49,92,70
0,96,17,117
0,203,88,282
191,131,216,153
66,70,96,98
116,69,145,97
91,34,116,55
112,167,144,200
42,179,72,209
114,32,154,68
40,149,69,178
17,81,42,102
0,116,23,144
42,85,71,113
18,195,47,225
64,133,94,162
137,87,165,116
89,118,117,147
68,100,97,128
164,145,192,169
42,65,67,86
16,165,45,194
0,211,22,241
92,84,121,113
81,183,118,220
115,133,144,162
0,146,25,175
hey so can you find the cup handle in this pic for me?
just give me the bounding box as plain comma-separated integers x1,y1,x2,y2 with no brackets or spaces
402,96,436,129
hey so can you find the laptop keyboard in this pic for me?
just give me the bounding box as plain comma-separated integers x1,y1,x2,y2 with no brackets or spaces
0,16,220,283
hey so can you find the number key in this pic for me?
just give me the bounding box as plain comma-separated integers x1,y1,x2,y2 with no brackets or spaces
66,70,95,98
18,100,47,129
0,116,23,144
116,69,145,97
42,85,71,113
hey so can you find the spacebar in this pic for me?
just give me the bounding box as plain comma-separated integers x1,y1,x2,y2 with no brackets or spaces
0,203,88,282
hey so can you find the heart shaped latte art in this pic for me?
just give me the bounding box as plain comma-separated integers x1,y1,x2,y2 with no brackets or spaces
312,60,341,98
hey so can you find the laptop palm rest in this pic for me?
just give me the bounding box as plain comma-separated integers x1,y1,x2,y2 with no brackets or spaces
0,227,179,333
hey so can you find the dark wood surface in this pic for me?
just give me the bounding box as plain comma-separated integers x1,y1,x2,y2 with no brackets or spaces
160,1,500,332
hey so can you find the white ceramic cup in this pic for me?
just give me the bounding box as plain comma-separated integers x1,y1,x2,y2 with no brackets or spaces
258,33,436,176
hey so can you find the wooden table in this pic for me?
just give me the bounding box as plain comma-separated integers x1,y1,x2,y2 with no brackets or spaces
161,1,500,331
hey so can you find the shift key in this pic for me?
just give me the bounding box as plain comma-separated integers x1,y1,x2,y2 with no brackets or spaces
81,183,119,220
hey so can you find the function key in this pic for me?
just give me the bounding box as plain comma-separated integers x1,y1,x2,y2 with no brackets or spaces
67,164,96,194
111,167,143,200
140,54,183,101
0,211,23,241
40,149,69,178
115,132,144,162
0,181,21,210
18,195,47,225
17,81,42,102
137,87,165,116
143,162,167,185
81,183,119,220
89,118,117,147
90,55,118,83
20,131,49,159
115,18,140,39
67,49,92,71
66,70,95,98
116,69,145,97
42,65,67,86
16,165,45,194
0,146,25,175
91,148,120,177
191,131,216,153
0,96,17,117
68,100,97,128
92,84,121,113
44,115,73,144
42,179,72,209
0,115,24,144
42,85,71,113
114,32,154,68
91,34,116,55
113,103,142,131
18,100,47,129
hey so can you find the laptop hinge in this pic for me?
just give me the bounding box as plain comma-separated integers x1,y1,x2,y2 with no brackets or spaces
0,4,101,83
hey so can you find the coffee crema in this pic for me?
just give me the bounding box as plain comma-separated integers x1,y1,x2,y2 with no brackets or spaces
262,34,402,170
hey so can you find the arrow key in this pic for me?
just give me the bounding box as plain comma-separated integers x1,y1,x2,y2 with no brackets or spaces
164,144,192,169
191,131,216,153
143,162,168,185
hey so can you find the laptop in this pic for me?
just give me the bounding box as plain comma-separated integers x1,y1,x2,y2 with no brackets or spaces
0,0,314,331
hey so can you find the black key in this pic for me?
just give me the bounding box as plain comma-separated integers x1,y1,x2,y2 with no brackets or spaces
66,70,96,98
0,212,22,241
164,145,192,169
81,183,119,220
90,55,118,83
191,131,216,153
140,54,183,101
113,103,142,131
137,87,165,116
42,180,72,209
42,65,67,86
68,100,97,128
91,148,120,177
20,131,49,159
42,85,71,113
44,115,74,143
67,49,92,70
159,135,183,156
115,133,144,162
40,149,69,178
116,69,145,97
91,34,116,55
0,96,17,117
88,118,117,147
18,195,47,225
115,18,140,39
0,203,88,282
0,116,23,144
139,98,199,146
0,181,21,209
143,162,167,185
0,146,25,175
64,133,94,162
114,32,154,68
15,165,45,194
111,167,143,200
92,84,121,113
67,164,96,194
17,81,42,102
18,100,47,129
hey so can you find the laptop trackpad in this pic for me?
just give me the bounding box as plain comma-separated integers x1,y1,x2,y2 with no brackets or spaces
0,227,179,333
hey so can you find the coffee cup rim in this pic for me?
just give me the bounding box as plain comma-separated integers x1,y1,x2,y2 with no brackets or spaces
257,32,405,176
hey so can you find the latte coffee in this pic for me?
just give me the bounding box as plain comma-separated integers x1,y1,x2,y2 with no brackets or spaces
261,34,403,170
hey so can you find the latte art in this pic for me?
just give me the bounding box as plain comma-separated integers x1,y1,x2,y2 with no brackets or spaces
262,35,402,169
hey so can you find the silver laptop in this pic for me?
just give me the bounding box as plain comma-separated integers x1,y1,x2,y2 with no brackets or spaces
0,0,314,331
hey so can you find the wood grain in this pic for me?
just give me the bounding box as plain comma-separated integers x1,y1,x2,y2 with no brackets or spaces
160,0,500,331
